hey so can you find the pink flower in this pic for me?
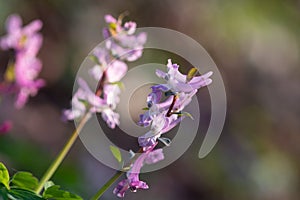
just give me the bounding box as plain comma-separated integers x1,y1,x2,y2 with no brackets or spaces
113,145,164,198
0,121,12,134
103,14,147,62
0,14,44,109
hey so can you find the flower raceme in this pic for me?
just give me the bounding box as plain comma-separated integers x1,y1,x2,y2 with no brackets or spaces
113,144,164,198
137,59,213,149
64,14,147,129
0,14,44,109
112,60,213,198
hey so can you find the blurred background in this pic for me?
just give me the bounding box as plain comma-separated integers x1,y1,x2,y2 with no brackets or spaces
0,0,300,199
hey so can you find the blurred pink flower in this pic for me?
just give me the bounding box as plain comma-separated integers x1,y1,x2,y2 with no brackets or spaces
0,14,45,109
0,120,12,134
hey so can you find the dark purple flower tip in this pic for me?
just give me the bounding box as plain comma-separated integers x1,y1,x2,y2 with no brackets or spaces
113,180,129,198
130,181,149,192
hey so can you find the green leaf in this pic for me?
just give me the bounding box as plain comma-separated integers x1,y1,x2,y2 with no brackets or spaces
0,183,9,200
10,171,39,192
178,112,194,120
43,185,82,200
142,107,149,110
43,181,55,191
88,55,100,65
186,67,198,82
0,163,10,190
8,188,44,200
109,145,122,163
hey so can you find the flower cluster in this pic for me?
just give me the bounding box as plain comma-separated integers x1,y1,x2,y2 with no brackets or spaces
113,144,164,198
64,14,147,129
113,59,213,197
0,14,44,109
138,59,213,149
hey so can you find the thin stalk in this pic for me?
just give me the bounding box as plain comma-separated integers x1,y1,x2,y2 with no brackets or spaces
90,171,124,200
34,112,91,194
90,148,143,199
166,94,178,117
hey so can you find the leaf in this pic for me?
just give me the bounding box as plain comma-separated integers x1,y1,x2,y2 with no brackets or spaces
8,188,44,200
0,162,10,190
109,145,122,163
0,183,9,200
10,172,39,192
43,181,55,191
177,112,194,120
88,55,100,65
186,67,198,82
43,185,82,200
142,107,149,111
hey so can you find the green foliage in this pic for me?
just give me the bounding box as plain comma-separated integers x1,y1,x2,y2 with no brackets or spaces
0,163,10,190
7,188,44,200
110,145,122,163
88,55,100,65
0,163,82,200
11,172,39,192
43,185,82,200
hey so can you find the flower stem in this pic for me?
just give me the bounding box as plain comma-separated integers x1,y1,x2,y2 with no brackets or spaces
34,112,91,194
90,148,143,199
166,94,178,117
90,171,124,200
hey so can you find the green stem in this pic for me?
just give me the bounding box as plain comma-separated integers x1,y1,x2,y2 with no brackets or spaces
90,171,124,200
34,112,91,194
90,148,143,199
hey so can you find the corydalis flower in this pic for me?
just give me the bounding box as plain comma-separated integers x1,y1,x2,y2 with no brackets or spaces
63,78,120,129
0,14,44,109
89,49,128,83
103,14,147,62
154,59,212,93
138,59,212,148
113,145,164,198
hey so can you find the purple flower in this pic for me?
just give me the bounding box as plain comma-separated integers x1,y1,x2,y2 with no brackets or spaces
89,47,128,84
63,78,121,129
63,78,106,120
0,14,42,51
113,146,164,198
155,59,213,93
103,14,147,62
0,121,12,134
0,14,44,109
138,59,212,148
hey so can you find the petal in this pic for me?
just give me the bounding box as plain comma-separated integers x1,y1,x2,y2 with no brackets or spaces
124,21,136,35
104,14,117,23
144,149,164,164
23,19,43,36
88,65,103,81
106,60,128,82
6,14,22,33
